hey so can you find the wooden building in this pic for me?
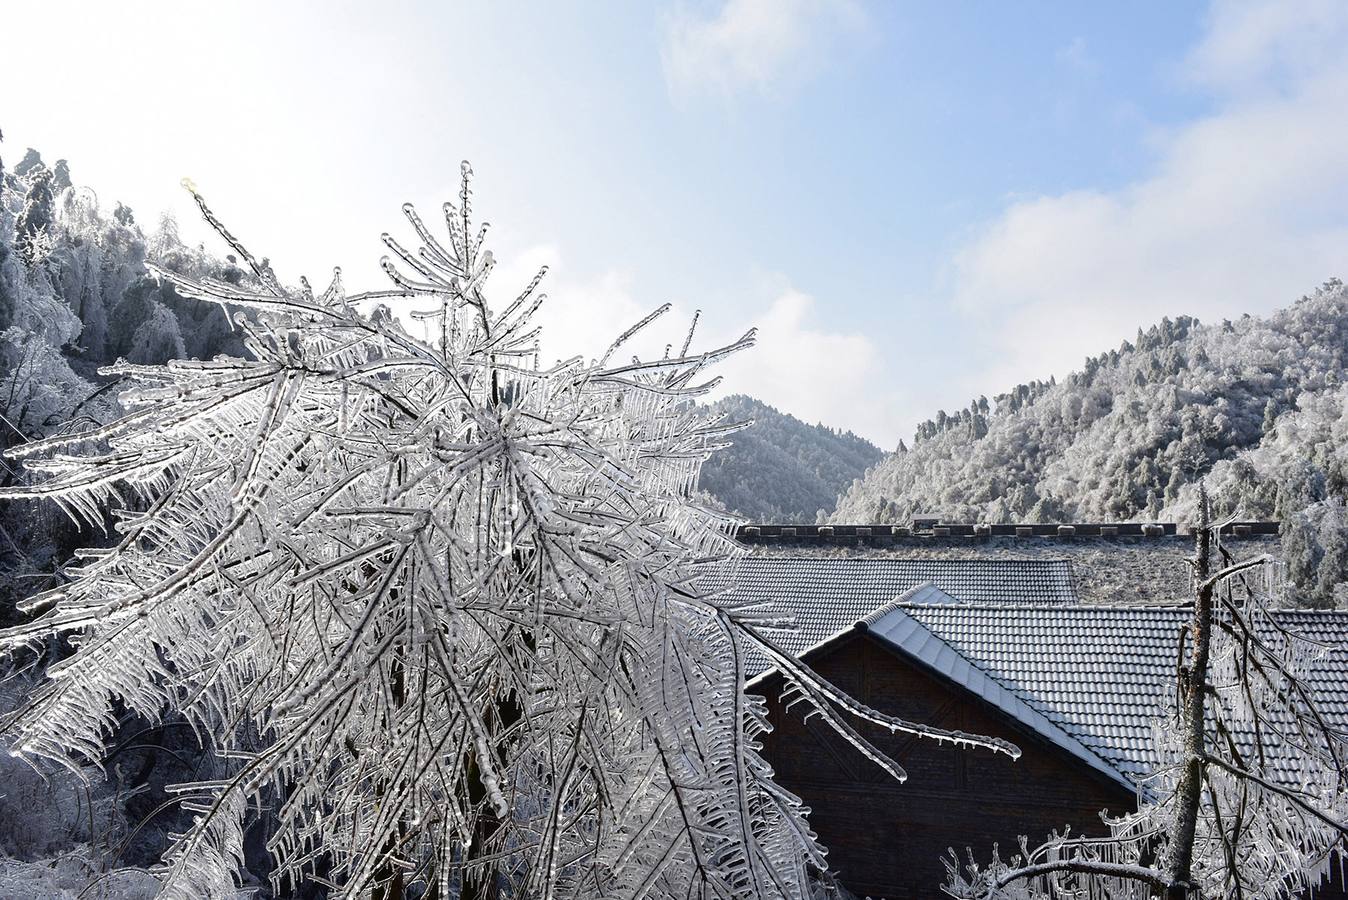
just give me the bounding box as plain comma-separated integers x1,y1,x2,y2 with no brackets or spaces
721,558,1348,899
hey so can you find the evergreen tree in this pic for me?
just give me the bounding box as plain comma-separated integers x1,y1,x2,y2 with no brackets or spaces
13,147,42,178
15,166,55,264
51,158,71,193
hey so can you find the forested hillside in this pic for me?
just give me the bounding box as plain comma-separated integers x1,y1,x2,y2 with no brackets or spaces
0,141,248,615
698,394,883,522
832,283,1348,605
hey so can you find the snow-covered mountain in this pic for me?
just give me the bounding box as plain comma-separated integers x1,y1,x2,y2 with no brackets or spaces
699,394,883,523
831,281,1348,605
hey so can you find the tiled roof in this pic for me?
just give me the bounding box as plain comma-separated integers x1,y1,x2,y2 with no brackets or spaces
865,603,1348,784
896,605,1186,781
720,556,1348,787
702,555,1076,658
856,594,1133,791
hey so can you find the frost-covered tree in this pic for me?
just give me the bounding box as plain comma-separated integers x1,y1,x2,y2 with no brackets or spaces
0,165,1012,899
52,159,72,194
13,148,43,179
15,164,55,265
945,488,1348,899
46,183,145,360
698,394,882,523
0,263,98,440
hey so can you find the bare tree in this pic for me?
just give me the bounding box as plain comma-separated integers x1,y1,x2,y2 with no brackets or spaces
0,164,1016,900
946,485,1348,899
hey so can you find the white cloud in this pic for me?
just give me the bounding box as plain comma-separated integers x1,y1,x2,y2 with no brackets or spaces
490,246,894,441
490,244,651,368
660,0,865,100
1187,0,1348,93
713,286,897,442
950,0,1348,392
1056,36,1096,74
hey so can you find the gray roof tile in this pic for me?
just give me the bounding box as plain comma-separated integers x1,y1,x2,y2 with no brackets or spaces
900,604,1348,784
703,555,1076,659
859,603,1134,790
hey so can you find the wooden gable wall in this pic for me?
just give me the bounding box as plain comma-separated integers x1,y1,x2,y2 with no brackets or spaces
757,633,1136,898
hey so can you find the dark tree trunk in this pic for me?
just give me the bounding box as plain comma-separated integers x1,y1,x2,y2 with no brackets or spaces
1166,487,1212,898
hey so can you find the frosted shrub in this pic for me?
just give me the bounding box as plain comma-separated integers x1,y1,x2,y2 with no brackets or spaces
0,680,122,860
0,850,160,900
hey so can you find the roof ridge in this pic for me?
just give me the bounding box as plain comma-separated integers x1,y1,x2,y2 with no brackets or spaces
854,581,952,627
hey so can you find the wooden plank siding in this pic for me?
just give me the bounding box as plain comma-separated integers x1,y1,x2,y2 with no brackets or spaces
757,633,1136,899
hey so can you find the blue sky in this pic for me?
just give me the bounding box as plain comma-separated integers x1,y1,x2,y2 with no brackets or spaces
5,1,1347,446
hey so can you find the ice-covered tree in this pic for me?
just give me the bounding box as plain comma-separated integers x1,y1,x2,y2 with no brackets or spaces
0,267,98,442
14,163,55,265
945,488,1348,899
0,165,1014,899
13,148,43,180
52,159,72,194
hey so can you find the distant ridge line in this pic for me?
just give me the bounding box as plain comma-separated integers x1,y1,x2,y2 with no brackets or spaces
733,521,1279,544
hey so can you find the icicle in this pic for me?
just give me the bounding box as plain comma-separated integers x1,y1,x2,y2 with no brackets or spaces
681,309,701,357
